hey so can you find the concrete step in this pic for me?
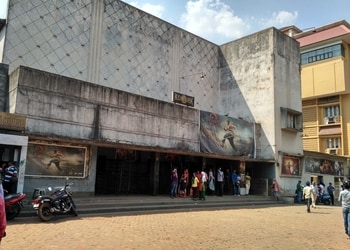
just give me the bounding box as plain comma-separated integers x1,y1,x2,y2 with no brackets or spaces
17,195,281,218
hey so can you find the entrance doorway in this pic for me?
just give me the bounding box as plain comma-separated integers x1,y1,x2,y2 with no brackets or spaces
95,147,153,195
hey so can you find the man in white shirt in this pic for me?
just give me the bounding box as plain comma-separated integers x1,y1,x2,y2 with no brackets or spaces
217,168,224,197
303,181,313,213
338,180,350,239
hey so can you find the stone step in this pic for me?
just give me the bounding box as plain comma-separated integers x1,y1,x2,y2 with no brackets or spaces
17,195,281,218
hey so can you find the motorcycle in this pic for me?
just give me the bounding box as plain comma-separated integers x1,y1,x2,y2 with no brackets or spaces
317,193,331,205
32,180,78,222
5,192,26,220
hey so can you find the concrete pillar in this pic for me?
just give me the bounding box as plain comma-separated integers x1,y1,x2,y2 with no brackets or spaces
151,152,160,195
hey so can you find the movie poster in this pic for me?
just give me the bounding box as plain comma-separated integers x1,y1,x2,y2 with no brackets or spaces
281,156,301,176
200,111,255,157
26,143,87,178
304,156,344,176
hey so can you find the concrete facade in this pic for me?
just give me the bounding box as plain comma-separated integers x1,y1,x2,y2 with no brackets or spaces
0,0,310,197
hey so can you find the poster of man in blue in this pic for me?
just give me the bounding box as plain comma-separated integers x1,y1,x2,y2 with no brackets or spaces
200,111,255,157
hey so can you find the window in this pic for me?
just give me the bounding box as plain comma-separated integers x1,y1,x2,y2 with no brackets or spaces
287,113,299,129
301,44,344,65
280,107,302,131
325,137,341,149
323,105,340,124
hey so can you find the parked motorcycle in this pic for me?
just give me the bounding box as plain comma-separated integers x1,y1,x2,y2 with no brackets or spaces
32,180,78,222
5,192,26,220
317,193,331,205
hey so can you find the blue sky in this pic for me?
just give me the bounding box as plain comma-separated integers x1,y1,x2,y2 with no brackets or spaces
1,0,350,44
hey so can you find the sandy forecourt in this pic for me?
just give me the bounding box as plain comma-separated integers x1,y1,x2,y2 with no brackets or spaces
2,205,349,250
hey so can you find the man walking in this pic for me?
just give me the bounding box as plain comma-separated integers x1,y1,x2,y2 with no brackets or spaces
303,181,313,213
327,182,335,205
338,180,350,239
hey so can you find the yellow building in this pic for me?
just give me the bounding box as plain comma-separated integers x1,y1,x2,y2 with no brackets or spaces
288,20,350,157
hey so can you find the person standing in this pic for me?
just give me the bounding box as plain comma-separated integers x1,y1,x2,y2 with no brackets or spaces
272,178,279,201
170,168,178,198
178,174,187,198
3,161,18,194
208,169,215,195
338,180,350,239
245,172,252,195
199,171,208,200
216,168,224,197
303,181,313,213
231,169,240,196
191,172,199,200
327,182,335,205
310,181,318,209
296,180,302,204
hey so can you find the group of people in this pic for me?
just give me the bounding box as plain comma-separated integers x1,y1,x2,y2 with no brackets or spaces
296,180,336,207
170,168,209,201
272,178,350,239
1,161,18,195
303,179,350,238
170,167,252,201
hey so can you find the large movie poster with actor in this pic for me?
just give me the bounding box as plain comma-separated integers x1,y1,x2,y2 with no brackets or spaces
200,111,255,157
281,155,301,176
304,156,344,176
26,143,87,178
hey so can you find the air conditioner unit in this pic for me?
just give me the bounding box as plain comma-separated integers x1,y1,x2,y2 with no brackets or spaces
327,117,335,124
325,148,341,155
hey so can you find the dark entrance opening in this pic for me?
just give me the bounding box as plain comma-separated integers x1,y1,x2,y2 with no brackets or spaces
95,147,154,195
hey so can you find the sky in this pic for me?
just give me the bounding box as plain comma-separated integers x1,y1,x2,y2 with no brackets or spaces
1,0,350,44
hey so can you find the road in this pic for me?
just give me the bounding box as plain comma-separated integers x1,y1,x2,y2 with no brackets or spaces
1,204,349,249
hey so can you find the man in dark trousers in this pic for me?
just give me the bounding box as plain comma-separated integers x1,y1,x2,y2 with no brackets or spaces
327,182,335,205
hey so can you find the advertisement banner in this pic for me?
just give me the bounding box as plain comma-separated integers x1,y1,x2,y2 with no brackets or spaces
26,143,87,178
200,111,254,157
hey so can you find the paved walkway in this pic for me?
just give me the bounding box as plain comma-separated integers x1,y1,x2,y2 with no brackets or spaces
2,203,349,249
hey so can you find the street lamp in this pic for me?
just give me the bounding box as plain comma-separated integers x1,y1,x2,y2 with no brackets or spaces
178,72,206,93
172,72,206,107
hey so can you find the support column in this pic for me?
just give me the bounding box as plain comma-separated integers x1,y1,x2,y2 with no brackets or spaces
151,152,160,195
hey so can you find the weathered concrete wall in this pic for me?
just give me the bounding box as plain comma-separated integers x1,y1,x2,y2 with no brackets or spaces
9,66,199,152
3,0,220,113
0,63,8,111
273,30,302,155
219,28,301,159
219,28,276,159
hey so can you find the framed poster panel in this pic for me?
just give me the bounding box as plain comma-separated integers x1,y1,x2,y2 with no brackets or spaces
26,143,87,178
281,155,301,176
304,156,344,176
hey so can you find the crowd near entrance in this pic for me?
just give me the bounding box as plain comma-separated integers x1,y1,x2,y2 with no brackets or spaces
94,147,273,196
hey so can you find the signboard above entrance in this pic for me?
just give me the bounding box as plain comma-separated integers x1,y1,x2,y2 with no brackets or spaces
0,112,26,131
172,91,194,107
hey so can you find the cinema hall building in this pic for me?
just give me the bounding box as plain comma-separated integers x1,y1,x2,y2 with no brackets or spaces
0,0,346,197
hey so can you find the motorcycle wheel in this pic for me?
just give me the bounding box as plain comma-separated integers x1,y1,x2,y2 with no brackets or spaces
323,200,331,205
37,202,54,222
6,203,21,220
69,198,78,216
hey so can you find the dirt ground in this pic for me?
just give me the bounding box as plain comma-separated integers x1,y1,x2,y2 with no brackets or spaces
1,204,349,250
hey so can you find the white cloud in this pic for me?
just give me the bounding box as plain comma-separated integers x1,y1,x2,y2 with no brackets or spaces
263,10,298,28
181,0,249,43
128,1,165,19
